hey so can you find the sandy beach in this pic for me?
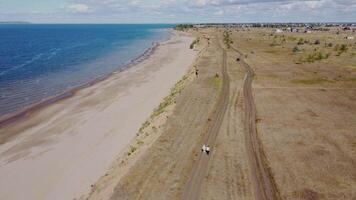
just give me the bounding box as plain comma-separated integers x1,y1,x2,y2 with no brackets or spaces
0,31,196,200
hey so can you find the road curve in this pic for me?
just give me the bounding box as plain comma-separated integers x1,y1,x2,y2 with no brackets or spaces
181,46,230,200
235,46,280,200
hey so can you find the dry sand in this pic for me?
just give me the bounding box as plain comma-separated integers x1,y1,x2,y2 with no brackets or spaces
0,31,196,200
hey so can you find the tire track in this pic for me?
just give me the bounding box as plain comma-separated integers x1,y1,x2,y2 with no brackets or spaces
232,46,280,200
181,44,230,200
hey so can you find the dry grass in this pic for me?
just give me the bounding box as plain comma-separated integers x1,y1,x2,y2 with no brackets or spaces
227,27,356,199
291,78,334,85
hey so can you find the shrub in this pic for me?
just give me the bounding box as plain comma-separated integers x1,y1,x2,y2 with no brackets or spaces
223,31,233,48
334,44,348,55
139,121,150,133
297,38,304,45
127,146,137,156
293,46,301,53
340,44,348,52
314,39,321,45
190,39,198,49
304,51,329,62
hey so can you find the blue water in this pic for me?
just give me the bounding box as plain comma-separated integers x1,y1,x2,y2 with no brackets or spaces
0,24,173,116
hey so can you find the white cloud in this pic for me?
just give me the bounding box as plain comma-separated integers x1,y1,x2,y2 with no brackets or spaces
67,4,90,13
8,0,353,23
214,9,224,15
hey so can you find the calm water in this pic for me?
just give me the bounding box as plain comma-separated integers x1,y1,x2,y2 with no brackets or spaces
0,24,173,116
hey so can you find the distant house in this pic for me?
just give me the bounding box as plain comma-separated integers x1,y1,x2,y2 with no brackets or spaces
305,30,312,34
346,36,354,40
291,28,299,33
275,29,283,33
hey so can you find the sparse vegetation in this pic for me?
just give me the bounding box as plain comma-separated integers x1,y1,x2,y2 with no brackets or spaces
340,44,348,52
210,75,221,88
137,140,144,145
297,38,304,45
223,31,233,48
174,24,193,31
127,145,137,156
334,44,348,56
190,39,199,49
293,46,301,53
151,74,189,117
139,121,150,133
302,51,330,62
291,78,334,85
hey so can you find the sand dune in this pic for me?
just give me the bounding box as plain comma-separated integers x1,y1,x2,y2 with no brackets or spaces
0,31,196,200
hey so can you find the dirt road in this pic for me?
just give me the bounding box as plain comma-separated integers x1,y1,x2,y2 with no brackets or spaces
182,32,280,200
236,48,280,200
182,48,230,200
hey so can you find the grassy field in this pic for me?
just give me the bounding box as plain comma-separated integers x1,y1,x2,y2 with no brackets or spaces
226,27,356,199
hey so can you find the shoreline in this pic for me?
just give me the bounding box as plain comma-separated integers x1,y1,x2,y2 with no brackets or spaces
0,31,170,128
0,30,197,200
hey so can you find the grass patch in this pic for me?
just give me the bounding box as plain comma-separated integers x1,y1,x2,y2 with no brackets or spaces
334,44,348,56
287,36,297,41
291,78,334,85
344,65,356,71
174,24,193,31
151,74,189,118
127,145,137,156
223,31,233,48
293,46,301,53
302,51,330,62
345,77,356,82
209,75,222,88
137,72,191,135
139,121,150,133
256,74,279,80
137,140,144,145
190,39,199,49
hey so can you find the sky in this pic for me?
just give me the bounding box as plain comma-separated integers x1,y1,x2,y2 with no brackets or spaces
0,0,355,23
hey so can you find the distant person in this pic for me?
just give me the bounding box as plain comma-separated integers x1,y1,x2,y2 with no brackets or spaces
201,144,210,155
205,145,210,155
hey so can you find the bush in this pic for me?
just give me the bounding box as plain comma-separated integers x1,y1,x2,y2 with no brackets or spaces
304,51,329,62
223,31,233,48
293,46,301,53
190,39,198,49
127,146,137,156
340,44,348,52
297,38,304,45
334,44,348,55
314,39,321,45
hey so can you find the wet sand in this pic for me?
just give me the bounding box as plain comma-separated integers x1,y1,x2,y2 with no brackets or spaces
0,31,196,200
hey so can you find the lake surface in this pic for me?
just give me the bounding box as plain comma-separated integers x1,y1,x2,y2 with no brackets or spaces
0,24,172,116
